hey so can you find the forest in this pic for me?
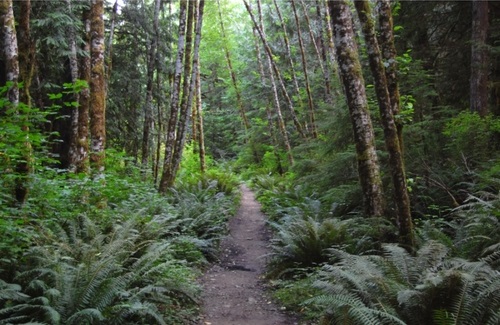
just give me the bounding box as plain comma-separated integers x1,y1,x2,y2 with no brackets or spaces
0,0,499,324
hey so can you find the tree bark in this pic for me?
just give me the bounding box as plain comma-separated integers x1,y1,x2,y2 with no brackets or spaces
141,0,161,169
217,0,250,134
1,0,28,204
76,8,91,174
377,0,403,149
355,0,414,249
470,0,489,117
89,0,106,176
195,60,206,173
244,0,305,140
66,0,81,172
291,0,318,138
245,0,294,166
328,0,384,217
273,0,303,112
159,0,187,193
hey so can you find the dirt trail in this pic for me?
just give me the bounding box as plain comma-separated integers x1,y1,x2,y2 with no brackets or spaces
199,185,298,325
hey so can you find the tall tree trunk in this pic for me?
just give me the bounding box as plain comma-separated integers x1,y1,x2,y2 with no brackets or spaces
328,0,384,217
253,22,283,173
291,0,318,138
355,0,414,249
159,0,188,193
1,0,28,204
89,0,106,176
244,0,305,140
377,0,403,149
195,61,206,173
315,0,334,104
76,8,91,174
217,0,250,134
272,0,302,110
66,0,81,172
245,0,294,166
18,0,34,108
470,0,489,117
141,0,161,169
106,0,118,80
170,0,205,182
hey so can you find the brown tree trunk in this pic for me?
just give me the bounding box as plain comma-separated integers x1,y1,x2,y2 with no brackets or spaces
470,0,489,117
195,61,206,173
315,0,334,104
76,8,91,174
66,0,81,172
106,0,118,80
273,0,302,110
355,0,415,249
377,0,403,149
291,0,318,138
244,0,305,140
170,0,205,182
246,0,294,166
217,0,250,134
141,0,161,169
89,0,106,176
1,0,28,204
328,0,384,217
159,0,188,193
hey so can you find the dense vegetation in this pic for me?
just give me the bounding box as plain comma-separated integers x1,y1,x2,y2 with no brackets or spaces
1,0,500,324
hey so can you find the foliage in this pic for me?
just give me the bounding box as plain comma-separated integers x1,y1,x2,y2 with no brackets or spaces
0,152,240,323
307,242,500,325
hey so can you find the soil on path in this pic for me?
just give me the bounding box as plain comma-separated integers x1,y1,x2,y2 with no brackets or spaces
199,185,298,325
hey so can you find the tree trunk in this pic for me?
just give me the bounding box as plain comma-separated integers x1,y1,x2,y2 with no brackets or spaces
245,0,294,166
377,0,403,149
141,0,161,169
272,0,302,111
76,8,91,174
1,0,28,204
244,0,305,140
89,0,106,176
291,0,318,138
66,0,81,172
328,0,384,217
106,0,118,80
470,0,489,117
159,0,187,193
170,0,205,182
355,0,415,249
315,0,334,104
195,61,206,173
217,0,250,134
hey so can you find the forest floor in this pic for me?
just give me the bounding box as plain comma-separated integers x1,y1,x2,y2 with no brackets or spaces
198,185,300,325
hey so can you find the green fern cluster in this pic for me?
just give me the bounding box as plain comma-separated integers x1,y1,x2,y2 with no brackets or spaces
0,215,201,324
308,241,500,325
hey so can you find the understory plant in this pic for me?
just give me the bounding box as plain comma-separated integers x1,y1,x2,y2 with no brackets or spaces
0,157,240,324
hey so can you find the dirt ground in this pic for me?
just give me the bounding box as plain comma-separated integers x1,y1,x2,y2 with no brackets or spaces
199,185,299,325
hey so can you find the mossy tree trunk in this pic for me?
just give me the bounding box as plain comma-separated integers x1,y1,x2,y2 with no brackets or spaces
141,0,161,170
244,0,305,141
159,0,187,193
377,0,403,150
76,8,91,174
355,0,415,249
291,0,317,138
89,0,106,176
328,0,384,217
1,0,29,204
470,0,489,117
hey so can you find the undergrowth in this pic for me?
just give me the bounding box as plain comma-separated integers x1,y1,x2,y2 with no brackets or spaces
0,150,241,324
252,173,500,325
